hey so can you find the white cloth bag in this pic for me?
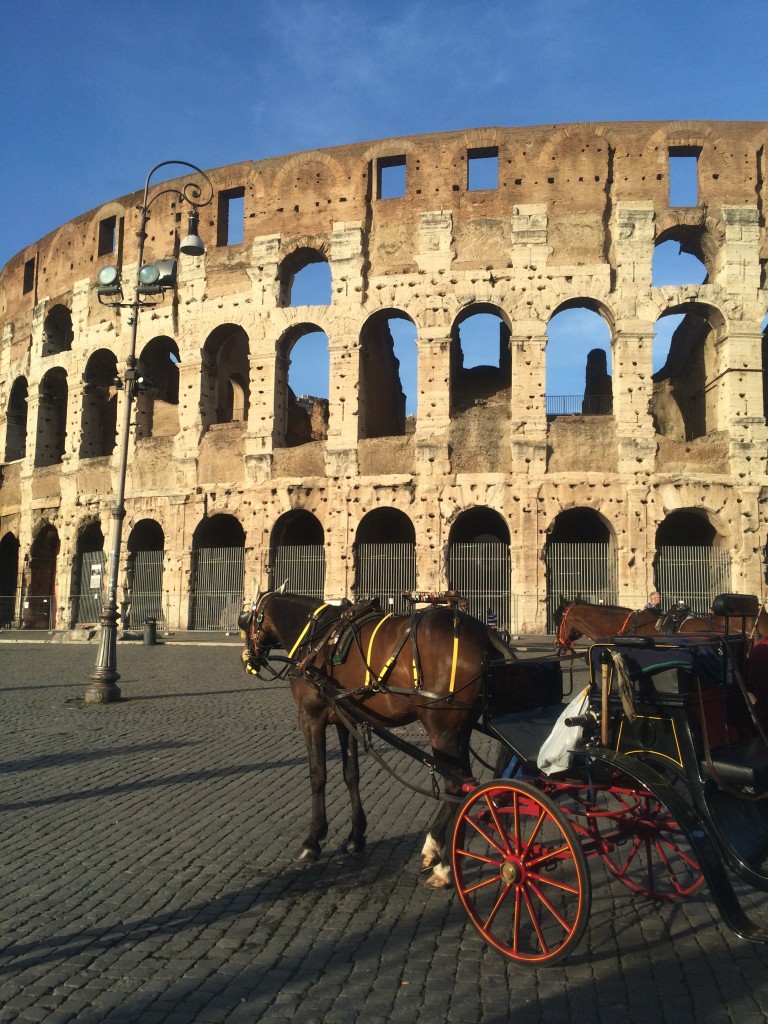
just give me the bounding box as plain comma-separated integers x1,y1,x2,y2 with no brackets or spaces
536,686,590,775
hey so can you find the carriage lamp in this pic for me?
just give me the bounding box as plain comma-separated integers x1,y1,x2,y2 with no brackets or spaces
85,159,213,705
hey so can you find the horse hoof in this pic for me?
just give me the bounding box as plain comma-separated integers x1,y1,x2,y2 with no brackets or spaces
341,839,366,856
294,846,319,863
423,870,452,890
420,853,440,871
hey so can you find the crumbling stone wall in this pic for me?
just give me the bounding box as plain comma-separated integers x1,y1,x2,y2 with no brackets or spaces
0,121,766,630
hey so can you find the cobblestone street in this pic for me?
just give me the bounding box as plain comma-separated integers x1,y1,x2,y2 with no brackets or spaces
2,639,768,1023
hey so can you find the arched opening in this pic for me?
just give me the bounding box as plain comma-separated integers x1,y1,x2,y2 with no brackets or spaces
546,303,613,417
199,325,250,435
450,306,510,413
79,350,118,458
71,521,104,625
0,532,20,627
447,507,511,628
651,235,708,287
545,507,617,629
135,336,181,439
354,508,416,613
25,523,59,629
276,324,330,448
126,519,165,629
42,304,74,356
654,510,730,612
5,377,29,462
34,368,68,467
279,248,331,307
650,302,723,440
190,514,245,630
269,510,325,598
359,310,416,438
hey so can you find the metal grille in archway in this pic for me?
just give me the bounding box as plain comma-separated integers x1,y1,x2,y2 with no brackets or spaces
447,542,512,630
270,546,325,600
128,550,165,629
74,550,105,623
545,542,618,631
355,543,416,615
190,546,245,630
655,545,731,614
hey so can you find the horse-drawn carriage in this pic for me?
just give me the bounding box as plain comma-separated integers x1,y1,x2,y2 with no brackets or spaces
240,590,768,966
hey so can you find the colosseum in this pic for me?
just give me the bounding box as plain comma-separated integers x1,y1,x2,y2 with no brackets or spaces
1,120,767,635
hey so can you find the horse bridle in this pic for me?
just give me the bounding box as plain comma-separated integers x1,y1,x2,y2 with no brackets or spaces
556,604,578,653
243,592,337,679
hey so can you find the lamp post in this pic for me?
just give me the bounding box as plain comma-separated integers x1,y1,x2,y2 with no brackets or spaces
84,160,213,704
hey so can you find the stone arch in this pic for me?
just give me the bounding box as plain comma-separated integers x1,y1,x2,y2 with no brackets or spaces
70,519,105,626
0,531,20,626
546,299,615,416
5,376,28,461
653,508,731,610
446,507,511,627
136,335,181,439
80,349,118,458
545,507,618,623
449,302,512,413
275,322,329,448
269,509,325,596
650,300,727,440
190,513,246,630
199,324,250,435
278,245,332,308
271,150,347,202
359,308,416,438
42,304,73,356
34,368,68,466
353,507,416,612
125,519,165,629
26,521,59,629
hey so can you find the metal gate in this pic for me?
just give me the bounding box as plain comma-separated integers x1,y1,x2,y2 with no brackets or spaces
447,542,512,630
74,549,105,624
655,545,732,614
270,545,325,599
545,542,618,631
128,549,165,629
190,546,245,630
355,543,416,615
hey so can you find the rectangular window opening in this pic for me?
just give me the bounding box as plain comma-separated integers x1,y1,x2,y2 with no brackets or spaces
669,147,700,206
377,155,406,199
467,147,499,191
23,256,35,294
98,215,117,257
217,187,245,246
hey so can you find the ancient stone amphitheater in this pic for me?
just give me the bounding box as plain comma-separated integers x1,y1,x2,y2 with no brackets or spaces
1,120,766,633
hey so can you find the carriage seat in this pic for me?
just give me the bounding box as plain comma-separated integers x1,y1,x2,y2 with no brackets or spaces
703,737,768,794
488,705,565,766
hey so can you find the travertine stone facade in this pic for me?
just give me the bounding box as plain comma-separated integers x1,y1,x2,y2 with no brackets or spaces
1,121,767,631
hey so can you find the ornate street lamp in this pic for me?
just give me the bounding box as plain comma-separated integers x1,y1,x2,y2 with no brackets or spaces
84,161,213,704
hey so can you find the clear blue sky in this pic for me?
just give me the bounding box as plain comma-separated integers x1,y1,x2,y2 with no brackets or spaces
1,0,765,404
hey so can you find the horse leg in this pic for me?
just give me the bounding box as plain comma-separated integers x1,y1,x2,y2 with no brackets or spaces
294,709,329,863
335,722,367,855
422,721,475,890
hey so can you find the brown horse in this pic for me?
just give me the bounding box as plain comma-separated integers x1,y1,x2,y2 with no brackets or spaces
554,595,768,652
241,591,558,888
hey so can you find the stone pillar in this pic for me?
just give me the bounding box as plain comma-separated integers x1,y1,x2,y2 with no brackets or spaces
325,330,360,478
612,320,657,473
510,324,547,474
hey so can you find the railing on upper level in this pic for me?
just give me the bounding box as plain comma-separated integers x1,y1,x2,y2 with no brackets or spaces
546,395,613,417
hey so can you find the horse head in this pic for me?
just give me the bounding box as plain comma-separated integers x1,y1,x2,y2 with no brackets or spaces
553,597,582,653
240,591,278,676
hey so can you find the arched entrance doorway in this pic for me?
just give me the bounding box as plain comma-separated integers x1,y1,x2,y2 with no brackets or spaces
545,509,617,630
447,508,511,629
71,522,105,625
190,515,245,630
126,520,165,629
269,511,325,599
25,523,59,629
0,532,20,627
354,509,416,614
654,511,730,613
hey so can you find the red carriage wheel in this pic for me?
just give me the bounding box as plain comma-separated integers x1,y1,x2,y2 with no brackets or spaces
452,780,591,966
554,772,705,900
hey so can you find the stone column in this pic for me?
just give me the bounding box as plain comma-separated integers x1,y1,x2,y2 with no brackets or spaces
612,319,657,473
510,323,547,474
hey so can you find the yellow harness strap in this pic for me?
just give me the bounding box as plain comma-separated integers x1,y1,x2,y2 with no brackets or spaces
448,632,460,693
365,613,393,686
288,603,329,659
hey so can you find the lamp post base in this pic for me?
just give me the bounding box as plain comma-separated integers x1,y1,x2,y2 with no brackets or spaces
85,607,123,703
84,677,122,704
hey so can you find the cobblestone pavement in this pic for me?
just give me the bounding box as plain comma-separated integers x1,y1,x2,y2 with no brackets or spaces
1,638,768,1024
